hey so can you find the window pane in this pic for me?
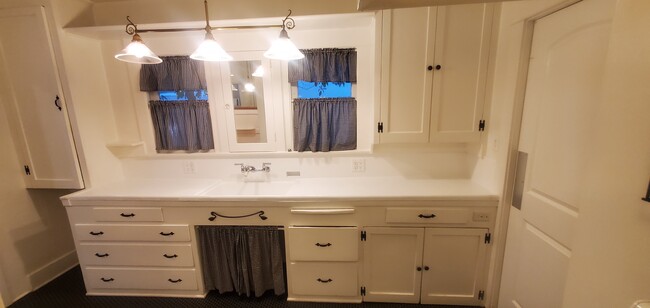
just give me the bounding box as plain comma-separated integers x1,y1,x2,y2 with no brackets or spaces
158,90,208,101
297,81,351,98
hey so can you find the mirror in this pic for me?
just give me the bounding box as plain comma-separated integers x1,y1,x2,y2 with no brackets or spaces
229,60,267,144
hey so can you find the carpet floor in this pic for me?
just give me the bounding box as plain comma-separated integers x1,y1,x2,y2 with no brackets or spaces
8,266,480,308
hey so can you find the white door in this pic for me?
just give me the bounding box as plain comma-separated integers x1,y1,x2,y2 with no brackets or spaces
421,228,488,306
499,1,614,307
362,227,423,303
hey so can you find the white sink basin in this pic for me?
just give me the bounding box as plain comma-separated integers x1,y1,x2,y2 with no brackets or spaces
202,181,295,196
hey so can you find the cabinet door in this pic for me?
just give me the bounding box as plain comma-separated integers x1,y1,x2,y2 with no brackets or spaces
0,6,83,189
429,4,494,142
379,7,437,143
361,227,423,303
420,228,488,306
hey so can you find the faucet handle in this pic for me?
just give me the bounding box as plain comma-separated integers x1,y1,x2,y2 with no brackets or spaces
262,162,271,172
234,163,246,172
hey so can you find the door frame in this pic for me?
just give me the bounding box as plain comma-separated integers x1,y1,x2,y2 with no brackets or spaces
487,1,583,307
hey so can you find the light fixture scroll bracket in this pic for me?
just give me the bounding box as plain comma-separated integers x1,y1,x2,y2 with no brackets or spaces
125,16,137,35
282,10,296,30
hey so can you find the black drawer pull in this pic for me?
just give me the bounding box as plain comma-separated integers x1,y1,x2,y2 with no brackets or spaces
317,278,332,283
418,214,437,219
100,278,114,282
160,231,175,236
315,243,332,247
120,213,135,217
168,278,182,283
209,210,267,221
89,231,104,236
163,254,178,259
95,253,109,258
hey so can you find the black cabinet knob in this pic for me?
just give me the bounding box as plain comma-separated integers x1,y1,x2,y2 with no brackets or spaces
435,65,442,70
427,65,433,71
424,266,430,271
417,267,422,271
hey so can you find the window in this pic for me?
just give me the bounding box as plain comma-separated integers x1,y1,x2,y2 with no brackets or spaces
288,48,357,152
297,81,352,98
140,56,214,153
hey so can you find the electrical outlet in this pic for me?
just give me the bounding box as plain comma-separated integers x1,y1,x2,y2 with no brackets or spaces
352,159,366,173
182,161,195,174
473,212,490,222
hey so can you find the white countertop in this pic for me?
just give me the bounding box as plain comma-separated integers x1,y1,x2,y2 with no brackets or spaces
60,177,498,205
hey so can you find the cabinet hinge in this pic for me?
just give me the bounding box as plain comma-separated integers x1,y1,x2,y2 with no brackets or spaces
24,165,31,175
361,230,367,241
361,286,366,296
478,290,485,300
484,232,491,244
377,122,384,133
479,119,486,131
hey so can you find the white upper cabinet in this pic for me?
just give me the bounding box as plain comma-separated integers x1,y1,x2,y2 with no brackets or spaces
379,4,494,143
0,6,84,189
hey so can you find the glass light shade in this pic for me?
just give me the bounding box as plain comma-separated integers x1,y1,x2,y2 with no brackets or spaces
264,29,304,60
114,34,162,64
190,32,233,62
252,65,264,77
244,82,256,92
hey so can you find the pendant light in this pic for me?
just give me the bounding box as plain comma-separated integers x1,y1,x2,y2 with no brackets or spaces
264,10,304,60
114,1,302,64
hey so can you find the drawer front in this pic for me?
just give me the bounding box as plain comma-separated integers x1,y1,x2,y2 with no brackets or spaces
92,207,163,222
85,268,197,290
78,243,194,267
290,262,358,296
287,227,358,261
75,224,190,242
385,208,471,224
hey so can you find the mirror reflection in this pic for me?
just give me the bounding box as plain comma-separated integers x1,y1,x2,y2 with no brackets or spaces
229,60,267,143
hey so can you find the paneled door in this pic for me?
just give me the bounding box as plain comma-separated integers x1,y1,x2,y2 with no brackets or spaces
498,0,614,307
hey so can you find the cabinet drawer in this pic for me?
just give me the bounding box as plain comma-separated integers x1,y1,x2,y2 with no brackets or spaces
287,227,358,261
290,262,358,297
75,224,190,242
78,243,194,267
92,207,163,222
386,208,471,224
85,268,197,290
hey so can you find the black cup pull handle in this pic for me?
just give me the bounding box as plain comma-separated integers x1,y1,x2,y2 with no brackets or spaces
160,231,175,236
54,95,62,111
95,253,109,258
89,231,104,236
100,278,114,282
315,243,332,247
317,278,332,283
418,214,437,219
163,254,178,259
168,278,182,283
120,213,135,217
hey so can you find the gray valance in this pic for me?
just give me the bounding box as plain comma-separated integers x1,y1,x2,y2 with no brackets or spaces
149,100,214,152
140,56,207,91
288,48,357,84
197,226,286,297
293,98,357,152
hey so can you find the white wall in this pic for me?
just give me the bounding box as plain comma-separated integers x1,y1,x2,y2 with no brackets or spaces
562,0,650,306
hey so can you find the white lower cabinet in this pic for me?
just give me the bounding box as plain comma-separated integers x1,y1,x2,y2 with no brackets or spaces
362,227,489,306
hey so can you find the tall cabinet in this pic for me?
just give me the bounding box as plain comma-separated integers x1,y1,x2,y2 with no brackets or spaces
0,6,83,189
378,3,495,143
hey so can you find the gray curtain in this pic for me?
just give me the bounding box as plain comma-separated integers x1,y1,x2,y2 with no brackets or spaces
196,226,286,297
140,56,206,91
288,48,357,84
149,100,214,152
293,98,357,152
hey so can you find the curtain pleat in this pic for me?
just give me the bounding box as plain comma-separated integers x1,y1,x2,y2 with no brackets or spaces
140,56,207,91
293,98,357,152
197,226,286,297
149,100,214,152
288,48,357,84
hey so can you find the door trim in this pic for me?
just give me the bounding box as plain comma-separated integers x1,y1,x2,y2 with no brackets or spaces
487,1,583,307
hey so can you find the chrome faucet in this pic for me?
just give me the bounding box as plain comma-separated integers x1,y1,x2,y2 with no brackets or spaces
234,163,271,175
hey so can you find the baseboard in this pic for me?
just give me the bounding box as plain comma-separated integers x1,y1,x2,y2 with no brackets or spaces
28,250,78,291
